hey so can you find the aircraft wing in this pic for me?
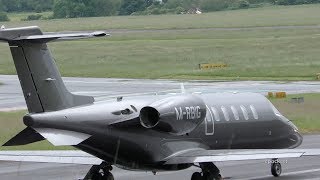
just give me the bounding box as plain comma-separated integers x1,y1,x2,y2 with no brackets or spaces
0,150,102,165
164,149,320,164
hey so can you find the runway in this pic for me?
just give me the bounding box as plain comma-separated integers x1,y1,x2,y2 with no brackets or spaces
0,75,320,179
0,75,320,111
0,135,319,180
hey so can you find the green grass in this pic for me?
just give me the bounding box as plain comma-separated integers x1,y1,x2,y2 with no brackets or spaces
1,28,320,80
0,5,319,80
0,93,319,150
2,5,320,31
271,93,320,134
0,111,73,150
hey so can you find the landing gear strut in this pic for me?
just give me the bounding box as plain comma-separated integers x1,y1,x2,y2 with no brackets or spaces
191,162,223,180
83,162,114,180
271,158,282,177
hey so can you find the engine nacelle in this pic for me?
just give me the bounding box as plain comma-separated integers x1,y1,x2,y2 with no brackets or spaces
139,94,206,135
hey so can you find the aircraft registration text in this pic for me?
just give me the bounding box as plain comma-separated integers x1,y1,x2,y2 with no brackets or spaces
174,106,201,120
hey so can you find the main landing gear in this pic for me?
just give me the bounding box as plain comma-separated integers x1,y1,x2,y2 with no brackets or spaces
191,162,223,180
271,158,282,177
190,159,282,180
83,162,114,180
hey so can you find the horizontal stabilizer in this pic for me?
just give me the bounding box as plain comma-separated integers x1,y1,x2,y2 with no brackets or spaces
34,128,91,146
0,26,109,43
3,127,44,146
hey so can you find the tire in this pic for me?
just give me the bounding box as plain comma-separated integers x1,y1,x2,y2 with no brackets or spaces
91,172,103,180
191,172,203,180
214,174,223,180
271,162,282,177
103,172,114,180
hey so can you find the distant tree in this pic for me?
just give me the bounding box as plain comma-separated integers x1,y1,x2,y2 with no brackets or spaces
0,11,9,22
53,0,121,18
199,0,231,12
119,0,153,15
1,0,53,12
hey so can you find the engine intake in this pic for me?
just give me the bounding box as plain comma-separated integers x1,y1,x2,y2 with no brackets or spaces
140,106,160,128
139,94,206,135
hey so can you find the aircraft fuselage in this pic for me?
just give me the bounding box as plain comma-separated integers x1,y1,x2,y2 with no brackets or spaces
24,92,302,171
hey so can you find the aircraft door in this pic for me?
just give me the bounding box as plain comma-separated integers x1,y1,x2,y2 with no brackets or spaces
205,105,214,135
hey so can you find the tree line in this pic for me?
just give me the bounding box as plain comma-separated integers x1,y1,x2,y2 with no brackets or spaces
0,0,319,19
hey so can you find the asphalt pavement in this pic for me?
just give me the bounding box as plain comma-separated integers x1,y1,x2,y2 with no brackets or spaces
0,135,319,180
0,75,320,111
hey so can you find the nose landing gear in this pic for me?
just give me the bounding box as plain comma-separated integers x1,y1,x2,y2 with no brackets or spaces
83,162,114,180
271,158,282,177
191,162,223,180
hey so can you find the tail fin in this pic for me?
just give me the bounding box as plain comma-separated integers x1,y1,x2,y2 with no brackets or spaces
0,26,108,113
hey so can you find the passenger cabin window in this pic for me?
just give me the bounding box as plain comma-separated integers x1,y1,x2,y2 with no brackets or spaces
211,107,220,121
221,106,230,121
231,106,239,120
250,105,259,120
240,105,249,120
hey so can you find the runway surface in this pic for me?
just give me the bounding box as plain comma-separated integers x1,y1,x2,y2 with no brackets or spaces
1,75,320,111
0,135,319,180
0,75,320,179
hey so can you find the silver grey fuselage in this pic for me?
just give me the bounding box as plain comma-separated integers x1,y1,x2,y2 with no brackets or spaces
24,92,302,171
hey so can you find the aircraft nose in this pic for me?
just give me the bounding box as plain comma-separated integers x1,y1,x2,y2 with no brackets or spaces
287,120,303,148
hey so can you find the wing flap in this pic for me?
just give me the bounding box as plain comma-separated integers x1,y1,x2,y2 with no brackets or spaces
0,151,102,165
164,149,320,164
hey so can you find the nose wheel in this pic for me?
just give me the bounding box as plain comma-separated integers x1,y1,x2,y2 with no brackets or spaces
271,159,282,177
191,162,223,180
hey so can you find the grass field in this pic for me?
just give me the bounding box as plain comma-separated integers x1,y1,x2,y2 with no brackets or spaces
0,4,319,80
0,93,318,150
3,5,320,31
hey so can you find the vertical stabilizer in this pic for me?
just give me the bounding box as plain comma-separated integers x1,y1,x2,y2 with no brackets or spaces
0,26,103,113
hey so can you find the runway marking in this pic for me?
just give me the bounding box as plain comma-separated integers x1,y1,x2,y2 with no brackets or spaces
236,167,320,180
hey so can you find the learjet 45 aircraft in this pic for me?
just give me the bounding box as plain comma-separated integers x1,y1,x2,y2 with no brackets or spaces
0,26,319,180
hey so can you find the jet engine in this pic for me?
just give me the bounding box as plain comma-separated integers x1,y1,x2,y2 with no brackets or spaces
139,94,206,135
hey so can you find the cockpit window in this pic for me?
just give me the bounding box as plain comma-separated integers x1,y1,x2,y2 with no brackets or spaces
270,102,282,117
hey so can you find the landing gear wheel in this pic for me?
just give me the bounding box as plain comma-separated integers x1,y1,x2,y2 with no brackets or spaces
214,173,223,180
191,172,203,180
271,159,282,177
83,162,114,180
192,162,222,180
91,172,103,180
103,171,114,180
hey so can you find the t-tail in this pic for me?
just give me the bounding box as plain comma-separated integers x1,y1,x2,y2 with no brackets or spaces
0,26,108,146
0,26,108,113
